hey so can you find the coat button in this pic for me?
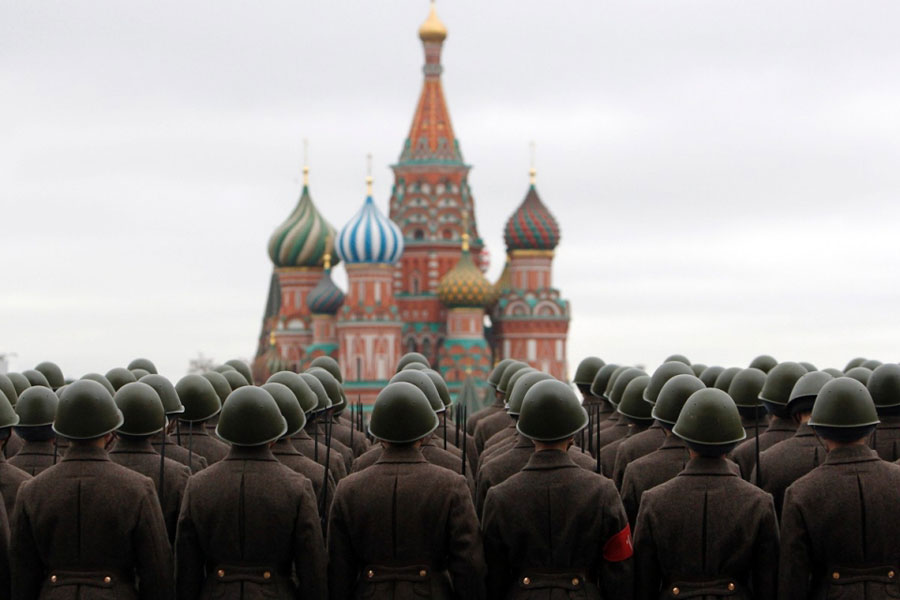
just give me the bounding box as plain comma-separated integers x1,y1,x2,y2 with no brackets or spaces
217,570,225,578
103,577,111,584
571,578,580,586
832,572,840,580
50,575,57,583
890,571,896,579
728,582,735,591
263,571,271,580
523,577,531,585
419,570,427,577
672,587,680,596
367,570,374,579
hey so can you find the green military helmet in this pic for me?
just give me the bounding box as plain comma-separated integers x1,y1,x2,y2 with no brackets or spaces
139,374,184,415
396,352,430,373
487,359,517,390
389,370,444,414
808,377,879,437
422,369,451,409
23,369,51,388
225,359,254,386
617,375,654,422
699,366,725,388
799,361,817,372
81,373,116,396
691,364,708,377
15,386,59,426
223,369,249,391
713,367,742,393
55,384,69,400
727,368,767,409
0,390,18,429
53,379,124,440
201,371,232,404
0,375,18,406
749,355,778,373
844,357,867,371
590,363,620,399
608,367,646,408
759,362,808,407
822,368,844,378
309,356,344,383
130,368,151,380
114,382,166,436
261,382,307,436
175,374,222,422
867,364,900,410
672,388,746,449
105,367,137,391
664,354,691,366
504,367,538,406
573,356,606,390
507,371,555,417
267,371,318,414
497,361,530,398
787,371,834,416
603,365,632,400
652,374,707,426
299,372,331,412
517,380,589,442
127,357,158,375
34,361,65,390
644,361,694,405
306,367,345,411
845,367,873,386
216,387,288,446
862,359,883,371
7,373,31,397
401,363,428,372
368,382,440,443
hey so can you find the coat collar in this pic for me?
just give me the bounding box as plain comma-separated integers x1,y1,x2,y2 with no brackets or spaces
877,414,900,429
180,423,210,437
513,434,535,449
522,449,579,471
61,445,110,462
20,440,56,454
271,438,301,455
679,456,738,477
824,444,881,465
375,445,427,465
225,445,277,462
766,416,797,433
794,422,816,438
109,437,157,454
292,430,313,441
659,434,686,450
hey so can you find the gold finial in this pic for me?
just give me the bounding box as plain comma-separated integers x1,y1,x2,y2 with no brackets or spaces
419,0,447,43
529,141,537,185
269,331,276,346
323,235,332,271
365,153,373,196
461,209,470,252
302,138,310,186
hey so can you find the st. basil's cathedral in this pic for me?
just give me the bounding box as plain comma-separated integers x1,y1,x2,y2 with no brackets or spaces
253,3,570,406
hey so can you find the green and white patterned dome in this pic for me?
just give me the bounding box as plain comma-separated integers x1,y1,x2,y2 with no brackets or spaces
268,167,339,268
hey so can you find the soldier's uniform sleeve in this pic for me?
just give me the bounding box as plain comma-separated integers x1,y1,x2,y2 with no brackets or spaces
778,485,812,600
319,472,336,521
612,450,628,490
620,465,639,529
474,469,490,517
632,499,661,600
481,488,511,599
0,494,10,600
445,476,486,600
175,481,205,600
752,493,779,599
134,479,175,600
597,485,633,600
294,479,327,600
327,481,359,600
11,482,43,600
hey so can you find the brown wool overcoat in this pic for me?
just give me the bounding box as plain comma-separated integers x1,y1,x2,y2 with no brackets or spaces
177,423,230,465
466,399,505,435
474,409,513,453
8,440,59,476
3,432,23,458
351,438,475,497
291,430,348,481
0,452,31,519
109,437,191,544
872,414,900,461
175,445,327,600
599,423,651,479
306,421,354,471
779,445,900,600
633,456,779,600
271,438,336,520
750,422,826,518
611,422,667,489
0,494,10,599
11,445,174,600
482,449,633,600
595,419,631,453
327,445,486,600
330,417,370,457
151,432,208,473
730,416,797,480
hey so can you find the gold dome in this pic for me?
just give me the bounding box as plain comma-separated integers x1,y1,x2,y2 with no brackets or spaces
419,1,447,43
438,231,491,308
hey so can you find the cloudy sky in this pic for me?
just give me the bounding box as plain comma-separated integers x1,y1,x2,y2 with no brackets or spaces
2,1,898,380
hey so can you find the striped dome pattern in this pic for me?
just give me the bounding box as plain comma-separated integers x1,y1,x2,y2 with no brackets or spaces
268,186,339,268
503,185,560,252
336,196,404,265
308,270,345,315
437,249,492,308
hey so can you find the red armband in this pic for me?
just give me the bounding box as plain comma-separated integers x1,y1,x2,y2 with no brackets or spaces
602,524,633,562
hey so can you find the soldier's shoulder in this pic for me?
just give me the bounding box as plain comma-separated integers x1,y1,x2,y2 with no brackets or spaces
0,460,32,483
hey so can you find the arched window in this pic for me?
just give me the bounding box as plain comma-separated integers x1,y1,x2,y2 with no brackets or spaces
407,338,418,353
414,229,425,240
411,275,420,295
421,338,432,359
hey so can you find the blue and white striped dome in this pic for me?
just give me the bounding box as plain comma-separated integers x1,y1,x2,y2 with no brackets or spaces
336,195,404,264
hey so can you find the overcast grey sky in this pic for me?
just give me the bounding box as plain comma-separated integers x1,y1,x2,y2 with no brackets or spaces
2,1,898,380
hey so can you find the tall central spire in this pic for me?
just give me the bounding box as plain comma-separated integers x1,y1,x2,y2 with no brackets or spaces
399,1,461,164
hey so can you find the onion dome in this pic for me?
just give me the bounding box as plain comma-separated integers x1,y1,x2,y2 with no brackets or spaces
503,168,560,252
308,252,345,315
268,165,339,268
336,175,404,265
418,1,447,43
438,232,492,308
